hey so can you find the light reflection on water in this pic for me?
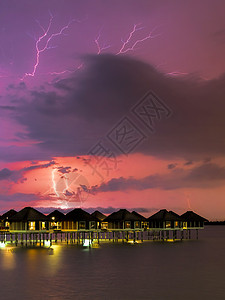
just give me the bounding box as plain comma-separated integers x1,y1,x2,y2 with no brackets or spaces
0,227,224,300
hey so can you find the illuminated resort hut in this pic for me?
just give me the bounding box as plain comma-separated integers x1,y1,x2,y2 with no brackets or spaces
48,210,65,230
0,209,17,230
147,209,183,229
9,207,49,231
91,210,107,229
104,209,145,230
180,211,208,229
131,211,149,229
62,208,97,230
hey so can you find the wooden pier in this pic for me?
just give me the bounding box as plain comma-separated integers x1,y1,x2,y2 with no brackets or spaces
0,207,207,248
0,227,201,248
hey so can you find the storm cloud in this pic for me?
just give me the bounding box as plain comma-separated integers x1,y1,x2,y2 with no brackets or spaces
4,54,225,162
91,163,225,192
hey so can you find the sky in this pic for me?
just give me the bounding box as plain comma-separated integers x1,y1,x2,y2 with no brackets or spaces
0,0,225,220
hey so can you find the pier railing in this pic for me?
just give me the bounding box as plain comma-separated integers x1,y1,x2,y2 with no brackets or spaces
0,227,202,247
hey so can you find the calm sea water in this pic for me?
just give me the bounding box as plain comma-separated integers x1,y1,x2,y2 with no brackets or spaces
0,226,224,300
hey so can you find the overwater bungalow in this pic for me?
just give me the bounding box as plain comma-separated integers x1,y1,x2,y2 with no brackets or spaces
132,211,149,229
91,210,107,229
180,211,208,229
9,207,49,231
147,209,183,229
48,210,65,230
104,209,145,230
0,209,17,230
62,208,97,230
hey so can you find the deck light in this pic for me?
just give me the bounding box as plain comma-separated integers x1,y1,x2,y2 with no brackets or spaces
0,242,6,248
83,239,92,247
44,240,51,247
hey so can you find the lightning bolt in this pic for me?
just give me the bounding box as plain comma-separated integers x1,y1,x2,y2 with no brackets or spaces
166,71,188,77
116,24,161,55
51,168,59,197
23,12,77,79
184,192,192,210
49,63,83,76
94,31,111,54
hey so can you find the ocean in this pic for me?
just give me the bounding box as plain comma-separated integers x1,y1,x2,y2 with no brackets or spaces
0,226,224,300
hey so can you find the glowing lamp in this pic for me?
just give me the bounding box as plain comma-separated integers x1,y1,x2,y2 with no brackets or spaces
83,239,92,247
44,240,51,247
0,242,6,248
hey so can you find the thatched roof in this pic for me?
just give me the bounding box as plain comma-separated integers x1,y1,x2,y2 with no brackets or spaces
132,211,147,221
91,210,106,221
1,209,17,221
48,210,65,221
148,209,182,221
104,209,142,222
9,207,48,222
181,211,208,222
65,208,97,222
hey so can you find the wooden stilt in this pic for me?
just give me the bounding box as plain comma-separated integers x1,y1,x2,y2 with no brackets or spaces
166,230,169,241
15,233,18,246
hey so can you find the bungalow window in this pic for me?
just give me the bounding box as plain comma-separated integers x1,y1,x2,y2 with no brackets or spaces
183,222,187,229
166,221,171,228
41,222,46,230
5,221,10,228
101,222,108,230
134,221,140,228
79,221,86,229
89,221,96,229
51,221,57,228
142,222,148,229
174,221,179,228
56,222,61,229
125,221,131,229
29,221,35,230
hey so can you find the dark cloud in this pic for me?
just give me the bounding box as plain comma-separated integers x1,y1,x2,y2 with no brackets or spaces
64,190,74,196
0,192,41,203
24,161,56,171
0,161,55,183
0,168,13,180
57,166,71,174
168,163,177,169
187,163,225,182
0,105,16,110
91,163,225,192
5,54,225,161
0,145,53,162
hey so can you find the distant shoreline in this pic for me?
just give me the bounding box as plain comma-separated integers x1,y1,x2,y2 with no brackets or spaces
205,221,225,225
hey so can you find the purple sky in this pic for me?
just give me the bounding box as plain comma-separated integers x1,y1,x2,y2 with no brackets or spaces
0,0,225,219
